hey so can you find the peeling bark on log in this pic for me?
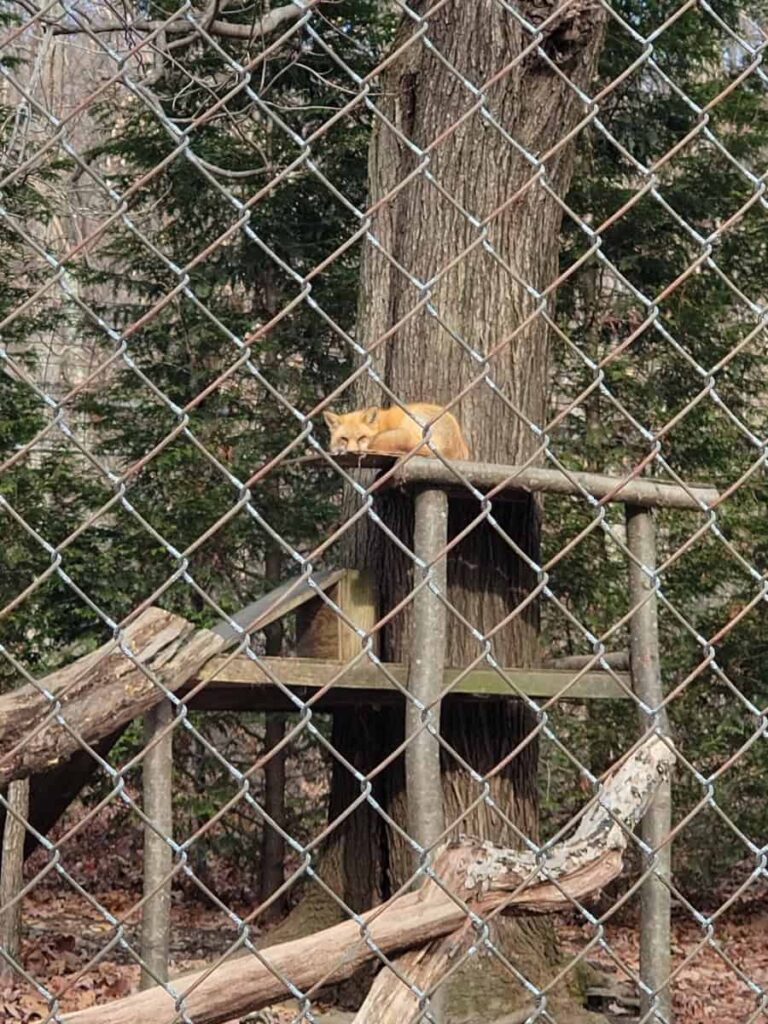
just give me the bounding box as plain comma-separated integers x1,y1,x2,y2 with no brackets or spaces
64,737,674,1024
0,608,226,786
351,735,675,1023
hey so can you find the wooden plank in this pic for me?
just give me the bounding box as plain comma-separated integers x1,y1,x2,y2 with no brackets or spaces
191,655,631,703
289,454,718,511
212,568,346,643
337,570,379,662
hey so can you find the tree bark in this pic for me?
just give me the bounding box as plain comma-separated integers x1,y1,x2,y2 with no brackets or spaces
330,0,608,1015
0,608,226,786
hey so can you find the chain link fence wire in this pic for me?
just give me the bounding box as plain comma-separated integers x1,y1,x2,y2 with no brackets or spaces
1,0,767,1021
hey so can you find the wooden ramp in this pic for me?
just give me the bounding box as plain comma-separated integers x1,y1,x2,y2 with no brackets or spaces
211,568,346,643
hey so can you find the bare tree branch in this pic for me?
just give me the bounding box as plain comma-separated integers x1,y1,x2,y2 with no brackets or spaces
48,2,307,41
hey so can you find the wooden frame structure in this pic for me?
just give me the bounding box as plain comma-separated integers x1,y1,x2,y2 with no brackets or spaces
293,451,715,1021
0,452,718,1022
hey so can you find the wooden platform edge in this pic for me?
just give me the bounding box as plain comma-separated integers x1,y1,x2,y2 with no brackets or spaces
188,654,632,705
288,453,719,510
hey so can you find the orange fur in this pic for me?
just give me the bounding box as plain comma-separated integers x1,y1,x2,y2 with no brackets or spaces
323,403,470,460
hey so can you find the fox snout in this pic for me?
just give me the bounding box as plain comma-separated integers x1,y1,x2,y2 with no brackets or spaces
329,436,371,456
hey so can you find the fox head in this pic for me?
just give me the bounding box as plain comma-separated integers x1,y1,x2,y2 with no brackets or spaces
323,407,379,454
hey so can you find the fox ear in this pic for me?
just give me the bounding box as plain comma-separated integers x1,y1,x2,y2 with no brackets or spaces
323,410,340,429
364,406,379,425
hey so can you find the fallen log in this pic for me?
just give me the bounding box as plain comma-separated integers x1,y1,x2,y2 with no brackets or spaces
350,733,673,1023
64,735,674,1024
0,608,226,786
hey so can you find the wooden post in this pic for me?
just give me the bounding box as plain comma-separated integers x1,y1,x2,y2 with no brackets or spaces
0,777,30,984
407,488,448,1023
407,488,448,861
140,699,174,990
626,505,672,1024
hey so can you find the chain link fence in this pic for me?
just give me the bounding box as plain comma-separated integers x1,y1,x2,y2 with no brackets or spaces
1,0,767,1021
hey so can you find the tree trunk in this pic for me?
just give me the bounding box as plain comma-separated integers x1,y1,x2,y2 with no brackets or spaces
258,713,287,919
259,547,287,922
336,0,606,1016
267,0,606,1013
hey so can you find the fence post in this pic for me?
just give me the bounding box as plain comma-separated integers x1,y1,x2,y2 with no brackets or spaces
407,487,448,861
140,699,174,990
626,505,672,1024
408,486,448,1023
0,777,30,984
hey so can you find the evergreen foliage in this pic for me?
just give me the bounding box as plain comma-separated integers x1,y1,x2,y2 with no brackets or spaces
542,0,768,889
2,0,767,891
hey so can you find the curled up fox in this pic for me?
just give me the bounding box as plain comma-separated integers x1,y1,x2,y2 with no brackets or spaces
323,402,470,460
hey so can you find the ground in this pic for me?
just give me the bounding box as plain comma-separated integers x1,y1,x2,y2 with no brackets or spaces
3,882,768,1022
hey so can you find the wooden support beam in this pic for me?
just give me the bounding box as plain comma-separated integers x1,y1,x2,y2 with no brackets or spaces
626,506,672,1024
291,454,718,511
405,487,449,1023
188,655,631,709
140,700,174,990
407,489,448,865
0,778,29,984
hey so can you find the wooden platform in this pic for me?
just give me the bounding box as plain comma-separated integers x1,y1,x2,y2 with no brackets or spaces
292,453,718,510
182,655,632,710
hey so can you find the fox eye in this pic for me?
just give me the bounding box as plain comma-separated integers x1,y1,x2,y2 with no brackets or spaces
338,436,348,444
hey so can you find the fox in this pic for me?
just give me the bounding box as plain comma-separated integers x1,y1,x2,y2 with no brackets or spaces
323,402,470,460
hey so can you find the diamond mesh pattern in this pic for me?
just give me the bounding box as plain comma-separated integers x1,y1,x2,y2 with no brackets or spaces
1,1,766,1022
